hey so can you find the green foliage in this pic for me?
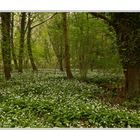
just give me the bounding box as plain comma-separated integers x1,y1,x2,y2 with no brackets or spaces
123,96,140,111
1,12,140,127
69,13,122,79
0,70,140,128
0,12,122,75
85,70,124,85
111,13,140,67
47,14,64,70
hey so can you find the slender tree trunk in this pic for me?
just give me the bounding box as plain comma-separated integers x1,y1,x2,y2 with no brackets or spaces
79,28,88,80
18,12,26,73
62,13,73,79
1,13,11,80
10,13,18,70
51,45,64,71
27,13,38,71
58,45,64,71
59,58,64,71
79,54,88,80
53,46,64,72
57,53,64,71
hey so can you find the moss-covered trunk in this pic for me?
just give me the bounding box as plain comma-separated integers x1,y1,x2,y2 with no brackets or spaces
27,13,38,72
1,13,11,80
63,13,73,79
112,13,140,97
18,12,26,73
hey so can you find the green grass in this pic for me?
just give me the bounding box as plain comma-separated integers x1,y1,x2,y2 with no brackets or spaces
0,70,140,128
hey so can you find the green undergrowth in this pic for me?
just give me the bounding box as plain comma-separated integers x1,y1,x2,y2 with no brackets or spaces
85,70,124,85
0,70,140,128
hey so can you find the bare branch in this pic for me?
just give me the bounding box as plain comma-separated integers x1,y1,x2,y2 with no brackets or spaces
90,13,113,26
31,13,57,29
90,12,119,33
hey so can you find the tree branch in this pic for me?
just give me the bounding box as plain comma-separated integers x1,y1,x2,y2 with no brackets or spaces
90,12,119,33
90,13,113,26
31,13,57,29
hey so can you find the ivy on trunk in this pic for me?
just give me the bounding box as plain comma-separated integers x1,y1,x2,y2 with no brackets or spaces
1,13,11,80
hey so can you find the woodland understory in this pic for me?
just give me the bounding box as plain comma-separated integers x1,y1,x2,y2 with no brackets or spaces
0,12,140,128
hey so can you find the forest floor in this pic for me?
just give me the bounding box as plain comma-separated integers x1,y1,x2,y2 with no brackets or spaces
0,69,140,128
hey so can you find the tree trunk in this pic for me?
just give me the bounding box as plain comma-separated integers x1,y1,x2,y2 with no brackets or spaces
1,13,11,80
112,13,140,97
58,44,64,71
90,13,140,97
62,13,73,79
52,45,64,72
124,66,140,98
27,13,38,72
79,55,88,80
10,13,18,70
59,59,64,71
59,57,64,71
18,12,26,73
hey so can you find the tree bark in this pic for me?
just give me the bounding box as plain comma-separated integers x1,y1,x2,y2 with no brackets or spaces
58,54,64,71
18,12,26,73
1,13,11,80
27,13,38,72
125,66,140,97
62,13,73,79
112,13,140,97
58,44,64,71
10,13,18,70
91,13,140,97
